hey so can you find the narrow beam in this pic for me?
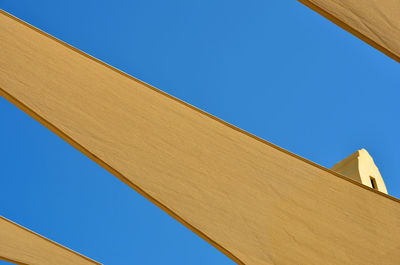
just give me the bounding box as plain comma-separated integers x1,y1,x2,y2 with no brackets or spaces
0,216,100,265
298,0,400,63
1,10,400,265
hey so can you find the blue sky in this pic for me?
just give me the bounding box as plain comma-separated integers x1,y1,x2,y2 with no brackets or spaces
1,0,400,264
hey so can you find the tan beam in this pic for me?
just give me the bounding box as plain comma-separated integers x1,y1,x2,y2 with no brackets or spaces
0,216,100,265
1,9,400,265
298,0,400,63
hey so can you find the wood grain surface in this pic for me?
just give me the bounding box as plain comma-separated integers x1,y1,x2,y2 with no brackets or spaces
1,10,400,265
299,0,400,63
0,216,101,265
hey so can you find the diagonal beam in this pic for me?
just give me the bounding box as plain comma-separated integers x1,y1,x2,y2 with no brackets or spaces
298,0,400,63
0,216,100,265
1,9,400,265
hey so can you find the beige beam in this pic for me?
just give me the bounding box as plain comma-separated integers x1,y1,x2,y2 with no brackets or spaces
298,0,400,63
0,216,100,265
1,10,400,265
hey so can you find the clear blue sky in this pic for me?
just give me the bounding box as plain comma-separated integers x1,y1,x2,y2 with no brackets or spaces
1,1,399,264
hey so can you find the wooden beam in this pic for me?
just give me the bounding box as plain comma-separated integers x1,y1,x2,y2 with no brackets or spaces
1,10,400,265
0,216,100,265
298,0,400,63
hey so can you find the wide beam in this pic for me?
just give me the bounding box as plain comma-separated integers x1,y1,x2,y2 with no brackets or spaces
1,10,400,265
299,0,400,63
0,216,100,265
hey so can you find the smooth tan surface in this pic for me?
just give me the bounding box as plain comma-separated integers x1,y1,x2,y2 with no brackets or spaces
0,216,100,265
299,0,400,63
1,10,400,265
332,149,388,194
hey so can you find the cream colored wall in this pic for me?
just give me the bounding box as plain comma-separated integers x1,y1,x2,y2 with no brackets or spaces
331,149,388,194
358,149,388,193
